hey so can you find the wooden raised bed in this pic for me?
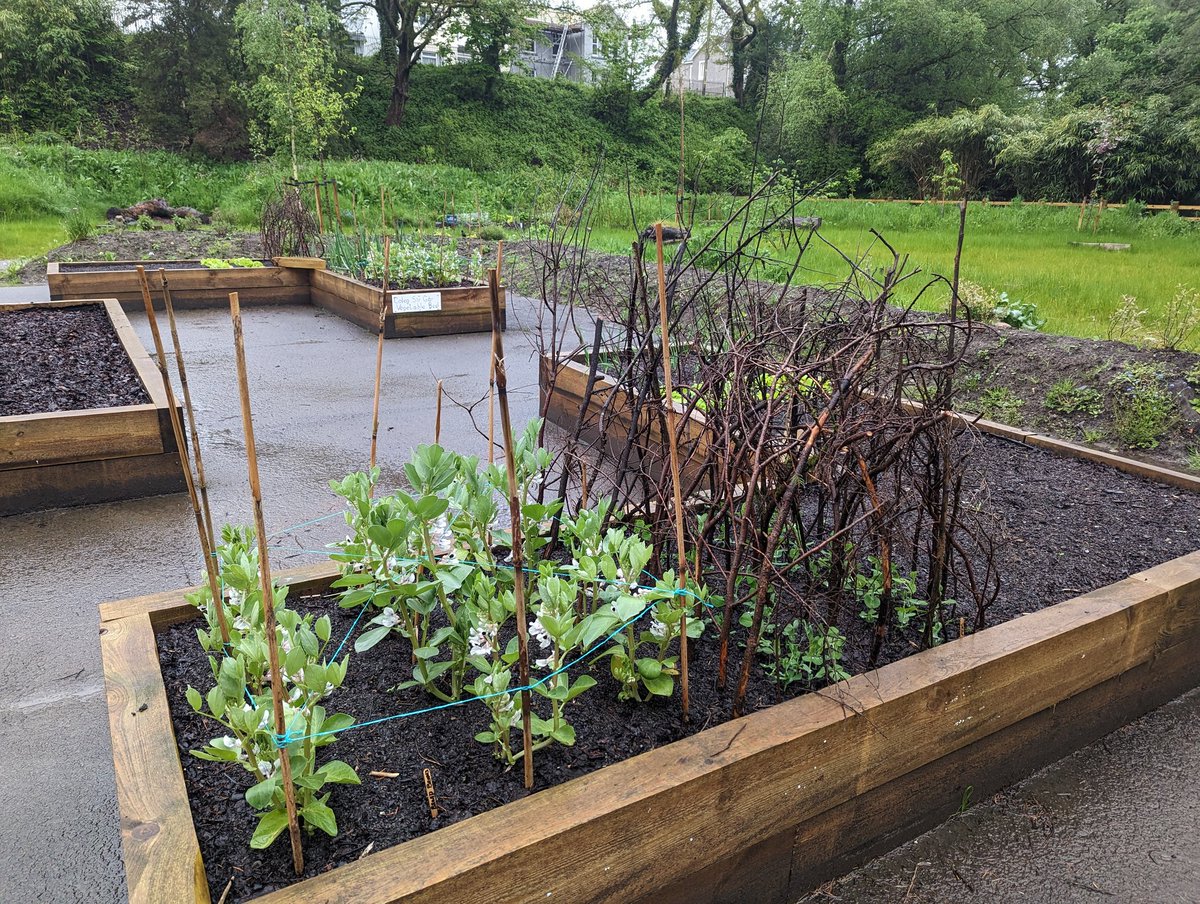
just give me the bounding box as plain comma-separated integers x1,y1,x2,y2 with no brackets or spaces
540,353,1200,495
540,354,711,482
1,299,185,515
100,538,1200,903
311,268,506,339
47,260,309,310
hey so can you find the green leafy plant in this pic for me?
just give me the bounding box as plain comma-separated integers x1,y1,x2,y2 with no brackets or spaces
977,386,1024,423
1045,379,1104,416
1110,363,1176,449
742,606,850,690
62,207,92,242
1158,284,1200,351
991,293,1045,330
185,526,359,850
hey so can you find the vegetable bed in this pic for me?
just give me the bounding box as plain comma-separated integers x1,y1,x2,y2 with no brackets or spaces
102,429,1200,903
0,299,185,514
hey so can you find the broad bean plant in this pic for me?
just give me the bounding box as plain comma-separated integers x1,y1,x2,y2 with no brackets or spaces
185,526,359,850
329,419,705,763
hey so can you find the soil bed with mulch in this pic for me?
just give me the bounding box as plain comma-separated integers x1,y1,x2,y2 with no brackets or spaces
157,432,1200,902
0,305,150,416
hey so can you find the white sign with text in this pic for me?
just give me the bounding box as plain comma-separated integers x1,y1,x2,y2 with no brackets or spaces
392,291,443,314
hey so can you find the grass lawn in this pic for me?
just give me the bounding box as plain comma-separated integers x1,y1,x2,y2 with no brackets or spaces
585,199,1200,347
0,217,68,261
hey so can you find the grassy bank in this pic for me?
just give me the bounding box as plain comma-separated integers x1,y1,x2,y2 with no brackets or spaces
2,141,1196,346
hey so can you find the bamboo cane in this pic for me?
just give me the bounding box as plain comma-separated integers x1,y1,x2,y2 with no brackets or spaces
487,242,503,463
369,236,393,475
380,185,387,231
434,379,443,444
654,225,690,720
228,291,305,875
489,267,535,789
331,180,341,229
136,266,230,644
160,269,216,551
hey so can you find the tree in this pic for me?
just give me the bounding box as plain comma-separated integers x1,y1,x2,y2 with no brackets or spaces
456,0,540,99
355,0,478,125
0,0,126,132
126,0,246,156
637,0,711,102
237,0,362,176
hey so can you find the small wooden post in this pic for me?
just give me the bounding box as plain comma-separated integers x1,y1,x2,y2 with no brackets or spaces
654,225,690,721
331,180,341,229
160,269,216,551
380,185,387,231
228,291,305,875
1077,198,1087,231
369,236,392,473
434,379,443,444
489,267,535,789
136,266,229,644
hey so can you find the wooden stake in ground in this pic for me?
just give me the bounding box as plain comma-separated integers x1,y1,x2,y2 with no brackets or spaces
434,379,443,444
331,180,341,229
313,181,324,234
228,290,305,875
369,236,393,473
654,225,690,721
136,266,230,645
489,267,535,789
160,269,215,551
380,185,387,231
487,239,502,464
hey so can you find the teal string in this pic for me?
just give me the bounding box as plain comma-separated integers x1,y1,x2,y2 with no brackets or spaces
272,587,699,748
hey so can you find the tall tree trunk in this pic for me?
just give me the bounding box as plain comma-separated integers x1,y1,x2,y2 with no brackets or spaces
386,23,416,126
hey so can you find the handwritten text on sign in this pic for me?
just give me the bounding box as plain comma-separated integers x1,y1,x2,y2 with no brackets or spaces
392,291,443,314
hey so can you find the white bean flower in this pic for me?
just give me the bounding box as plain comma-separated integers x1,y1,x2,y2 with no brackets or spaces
257,759,275,778
649,616,668,640
535,654,554,669
529,617,552,650
377,607,401,628
233,615,251,632
469,619,498,657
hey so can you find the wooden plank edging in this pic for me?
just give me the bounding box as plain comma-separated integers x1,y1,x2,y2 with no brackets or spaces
100,549,1200,904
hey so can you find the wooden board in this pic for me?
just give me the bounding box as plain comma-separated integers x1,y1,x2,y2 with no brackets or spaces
0,298,184,513
100,541,1200,904
48,262,309,309
102,614,211,904
540,355,712,482
311,270,506,339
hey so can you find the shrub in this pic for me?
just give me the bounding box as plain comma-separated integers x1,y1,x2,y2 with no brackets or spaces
1108,295,1152,347
1158,284,1200,351
1110,363,1176,449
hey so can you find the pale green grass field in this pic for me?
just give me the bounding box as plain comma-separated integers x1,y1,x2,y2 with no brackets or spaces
0,217,68,260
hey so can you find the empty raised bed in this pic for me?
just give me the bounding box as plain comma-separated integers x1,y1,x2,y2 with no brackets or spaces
47,259,308,310
1,299,184,514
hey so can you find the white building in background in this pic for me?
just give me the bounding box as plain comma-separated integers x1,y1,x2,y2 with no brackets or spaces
679,41,734,97
342,11,606,84
343,8,731,94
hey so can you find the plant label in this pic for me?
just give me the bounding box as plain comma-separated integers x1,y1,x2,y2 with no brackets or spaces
392,292,442,314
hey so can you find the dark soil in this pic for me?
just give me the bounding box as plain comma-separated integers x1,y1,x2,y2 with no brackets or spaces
158,433,1200,903
356,274,482,291
15,228,263,283
0,305,151,415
